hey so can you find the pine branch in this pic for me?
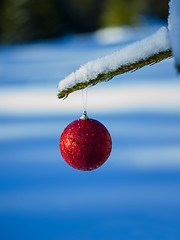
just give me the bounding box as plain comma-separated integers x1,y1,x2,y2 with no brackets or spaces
57,49,172,99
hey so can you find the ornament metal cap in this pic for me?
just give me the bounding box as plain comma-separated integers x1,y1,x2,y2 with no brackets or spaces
80,111,88,120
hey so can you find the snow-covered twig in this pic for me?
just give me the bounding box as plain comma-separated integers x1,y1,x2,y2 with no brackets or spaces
168,0,180,72
58,27,172,99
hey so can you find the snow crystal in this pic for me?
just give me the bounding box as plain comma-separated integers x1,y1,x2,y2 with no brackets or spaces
168,0,180,68
58,27,170,92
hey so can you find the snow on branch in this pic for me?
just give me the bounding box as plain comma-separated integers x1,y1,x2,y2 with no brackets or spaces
168,0,180,72
58,27,172,99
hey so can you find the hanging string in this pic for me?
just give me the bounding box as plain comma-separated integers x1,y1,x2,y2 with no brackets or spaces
81,69,89,119
81,86,88,117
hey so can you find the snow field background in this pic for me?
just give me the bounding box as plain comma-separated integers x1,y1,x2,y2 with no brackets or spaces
0,20,180,240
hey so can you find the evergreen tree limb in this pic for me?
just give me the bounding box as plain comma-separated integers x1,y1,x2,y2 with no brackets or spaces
57,49,172,99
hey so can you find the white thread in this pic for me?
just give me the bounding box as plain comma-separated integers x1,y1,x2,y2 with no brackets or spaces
82,87,88,113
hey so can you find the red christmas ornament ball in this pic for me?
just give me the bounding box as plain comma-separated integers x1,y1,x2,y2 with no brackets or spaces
59,115,112,171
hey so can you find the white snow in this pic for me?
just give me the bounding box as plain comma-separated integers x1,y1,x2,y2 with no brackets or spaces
58,27,170,92
1,82,180,114
168,0,180,67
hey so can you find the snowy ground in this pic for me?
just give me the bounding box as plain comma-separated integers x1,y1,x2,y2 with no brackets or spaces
0,22,180,240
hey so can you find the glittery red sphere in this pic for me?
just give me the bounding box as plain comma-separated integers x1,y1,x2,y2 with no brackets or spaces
59,118,112,171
